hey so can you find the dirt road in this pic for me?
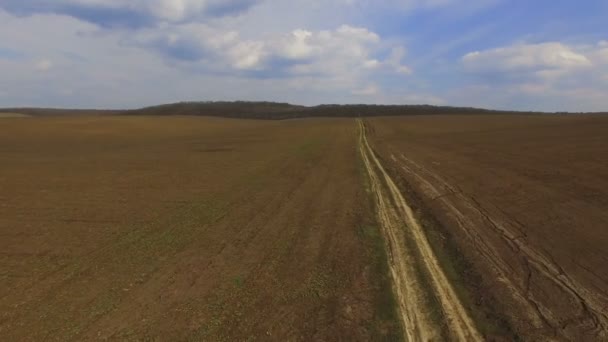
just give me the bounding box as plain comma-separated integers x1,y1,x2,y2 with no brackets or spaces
358,119,481,341
366,115,608,340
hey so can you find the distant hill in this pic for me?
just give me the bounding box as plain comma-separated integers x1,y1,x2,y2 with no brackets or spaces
127,101,308,119
125,101,541,119
2,101,604,119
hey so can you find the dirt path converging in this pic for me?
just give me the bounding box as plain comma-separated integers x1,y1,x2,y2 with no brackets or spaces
358,119,482,341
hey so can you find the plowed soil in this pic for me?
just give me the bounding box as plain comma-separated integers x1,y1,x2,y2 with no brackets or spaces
0,116,401,341
366,114,608,341
3,113,607,341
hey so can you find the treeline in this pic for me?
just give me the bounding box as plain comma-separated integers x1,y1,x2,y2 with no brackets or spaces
125,101,544,119
127,101,307,119
3,101,604,119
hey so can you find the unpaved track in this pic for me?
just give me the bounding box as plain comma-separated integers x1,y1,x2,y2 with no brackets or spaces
391,150,608,340
358,119,482,341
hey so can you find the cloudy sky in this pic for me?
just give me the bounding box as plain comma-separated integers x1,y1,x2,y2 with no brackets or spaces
1,0,607,111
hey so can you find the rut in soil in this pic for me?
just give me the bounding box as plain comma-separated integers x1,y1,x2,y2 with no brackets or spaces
358,119,481,342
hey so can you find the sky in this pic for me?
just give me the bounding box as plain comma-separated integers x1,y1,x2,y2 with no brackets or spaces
0,0,607,111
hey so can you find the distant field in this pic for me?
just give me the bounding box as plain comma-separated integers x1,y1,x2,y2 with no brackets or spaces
0,116,400,340
0,112,30,118
367,115,608,340
2,113,607,341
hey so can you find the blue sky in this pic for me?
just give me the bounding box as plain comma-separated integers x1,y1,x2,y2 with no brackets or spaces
0,0,607,111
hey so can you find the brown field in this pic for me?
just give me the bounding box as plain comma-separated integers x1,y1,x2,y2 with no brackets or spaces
0,116,400,341
366,115,608,340
2,113,608,341
0,113,30,118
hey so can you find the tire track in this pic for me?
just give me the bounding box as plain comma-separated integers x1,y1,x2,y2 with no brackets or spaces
391,150,608,340
358,119,482,341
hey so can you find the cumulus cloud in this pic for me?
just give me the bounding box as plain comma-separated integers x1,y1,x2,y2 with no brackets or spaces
462,42,591,73
134,24,267,69
386,47,412,74
274,25,384,77
461,42,598,97
461,41,608,88
132,23,410,81
0,7,417,107
276,25,379,63
457,41,608,111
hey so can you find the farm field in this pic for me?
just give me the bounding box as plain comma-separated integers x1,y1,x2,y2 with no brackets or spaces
0,116,400,341
2,113,608,341
366,114,608,340
0,113,30,118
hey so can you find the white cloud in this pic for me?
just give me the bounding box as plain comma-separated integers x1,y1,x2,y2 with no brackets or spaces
146,0,206,21
273,25,382,77
0,9,174,107
0,9,416,107
273,25,380,66
454,41,608,111
461,41,608,85
386,47,412,74
34,59,53,71
277,30,315,59
462,42,591,73
132,23,403,85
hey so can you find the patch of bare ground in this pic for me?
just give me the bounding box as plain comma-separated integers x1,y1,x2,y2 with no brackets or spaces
367,114,608,341
0,116,401,340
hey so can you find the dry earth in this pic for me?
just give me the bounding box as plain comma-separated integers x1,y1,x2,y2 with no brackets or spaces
2,113,607,341
0,116,401,341
366,114,608,341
